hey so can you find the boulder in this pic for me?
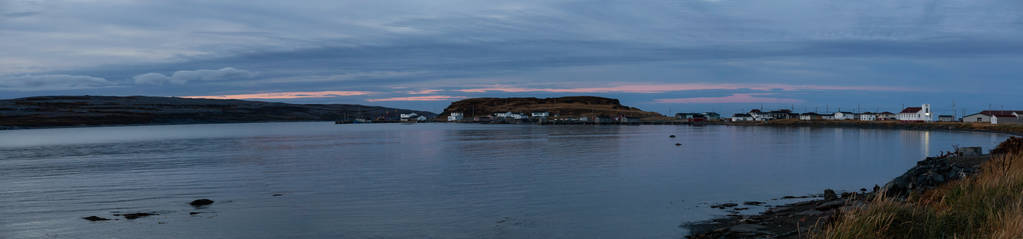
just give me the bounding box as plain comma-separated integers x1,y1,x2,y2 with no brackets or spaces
189,199,215,207
83,216,111,221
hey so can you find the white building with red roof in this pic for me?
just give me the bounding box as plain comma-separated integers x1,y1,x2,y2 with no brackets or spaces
896,104,933,121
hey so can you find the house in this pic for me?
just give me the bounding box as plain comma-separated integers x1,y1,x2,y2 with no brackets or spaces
447,112,464,121
531,112,550,118
748,109,774,121
767,109,795,120
800,113,823,121
964,111,1023,124
937,115,956,122
822,114,835,120
859,112,877,121
593,116,612,123
834,112,857,120
897,104,933,121
400,113,419,122
877,112,897,120
416,115,428,122
704,112,721,121
731,113,754,122
494,112,526,120
578,116,589,122
675,113,704,120
616,116,642,123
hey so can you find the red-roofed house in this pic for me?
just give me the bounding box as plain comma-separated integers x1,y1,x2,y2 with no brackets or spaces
963,111,1023,124
897,104,933,121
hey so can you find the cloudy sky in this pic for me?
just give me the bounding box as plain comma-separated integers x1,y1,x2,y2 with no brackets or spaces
2,0,1022,114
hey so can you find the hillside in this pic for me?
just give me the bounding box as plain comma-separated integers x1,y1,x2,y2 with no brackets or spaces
0,96,435,128
438,96,663,119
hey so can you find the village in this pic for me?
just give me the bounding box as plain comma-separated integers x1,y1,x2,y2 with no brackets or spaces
395,103,1023,125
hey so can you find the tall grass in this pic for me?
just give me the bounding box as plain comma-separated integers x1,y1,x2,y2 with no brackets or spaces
815,150,1023,239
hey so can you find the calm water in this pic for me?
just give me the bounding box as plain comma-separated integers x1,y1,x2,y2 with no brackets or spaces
0,122,1011,238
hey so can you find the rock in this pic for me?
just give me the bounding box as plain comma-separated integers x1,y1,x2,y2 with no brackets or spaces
711,203,739,209
860,188,868,192
816,200,844,211
189,212,201,215
675,143,682,146
823,189,837,201
272,193,283,197
795,210,825,216
120,212,158,220
669,135,676,138
189,199,215,207
83,216,111,221
743,201,765,206
932,174,945,183
728,224,767,233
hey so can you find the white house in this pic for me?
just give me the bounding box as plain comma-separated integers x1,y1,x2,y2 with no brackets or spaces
834,112,857,120
877,112,897,121
416,115,428,122
531,112,550,118
800,113,822,121
447,112,464,121
897,104,933,121
859,113,877,121
963,112,994,124
494,112,526,120
731,113,754,122
400,113,419,122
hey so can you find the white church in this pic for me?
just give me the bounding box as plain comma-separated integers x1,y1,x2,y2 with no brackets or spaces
897,104,933,122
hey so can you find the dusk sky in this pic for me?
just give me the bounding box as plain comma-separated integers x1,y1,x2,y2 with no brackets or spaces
2,0,1022,115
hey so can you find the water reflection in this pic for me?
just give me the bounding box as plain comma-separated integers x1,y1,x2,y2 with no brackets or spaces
0,123,1011,238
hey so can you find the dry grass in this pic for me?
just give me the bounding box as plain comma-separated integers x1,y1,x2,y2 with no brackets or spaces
815,147,1023,239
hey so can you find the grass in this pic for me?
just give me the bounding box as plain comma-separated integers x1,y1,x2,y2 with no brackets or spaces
814,138,1023,239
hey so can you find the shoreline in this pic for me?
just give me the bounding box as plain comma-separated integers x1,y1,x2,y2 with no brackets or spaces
685,121,1023,238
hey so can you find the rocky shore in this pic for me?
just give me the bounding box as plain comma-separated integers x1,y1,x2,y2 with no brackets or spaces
686,140,1012,239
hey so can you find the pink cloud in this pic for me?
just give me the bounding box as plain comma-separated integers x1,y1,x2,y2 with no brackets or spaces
182,90,371,100
655,93,803,104
366,95,467,102
456,83,912,94
406,89,442,94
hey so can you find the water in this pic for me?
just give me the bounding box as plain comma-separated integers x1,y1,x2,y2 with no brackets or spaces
0,122,1011,238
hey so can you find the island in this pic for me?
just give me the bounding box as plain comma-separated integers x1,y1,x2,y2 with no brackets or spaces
0,96,435,129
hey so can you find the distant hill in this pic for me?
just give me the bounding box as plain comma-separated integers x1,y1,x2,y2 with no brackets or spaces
0,96,435,128
438,96,663,119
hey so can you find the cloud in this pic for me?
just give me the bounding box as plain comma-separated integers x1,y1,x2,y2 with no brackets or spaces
0,74,115,91
456,83,913,94
182,90,371,100
655,93,802,104
366,95,466,102
133,67,256,85
406,89,442,94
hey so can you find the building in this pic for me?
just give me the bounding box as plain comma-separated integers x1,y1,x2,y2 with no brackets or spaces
767,109,796,120
675,113,703,120
731,113,754,122
704,112,721,121
833,112,857,120
494,112,526,120
877,112,897,120
937,115,956,122
400,113,419,122
416,115,428,122
531,112,550,118
964,111,1023,124
859,112,877,121
800,113,823,121
897,104,933,122
447,112,464,121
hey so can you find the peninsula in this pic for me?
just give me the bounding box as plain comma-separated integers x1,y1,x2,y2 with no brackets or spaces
0,96,435,129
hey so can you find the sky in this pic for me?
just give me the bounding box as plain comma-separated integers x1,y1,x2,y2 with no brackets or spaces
1,0,1022,115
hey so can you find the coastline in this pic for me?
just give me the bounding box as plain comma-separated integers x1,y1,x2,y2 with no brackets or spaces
686,121,1023,238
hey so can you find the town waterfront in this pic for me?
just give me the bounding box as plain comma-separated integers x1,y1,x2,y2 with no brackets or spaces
0,122,1011,238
